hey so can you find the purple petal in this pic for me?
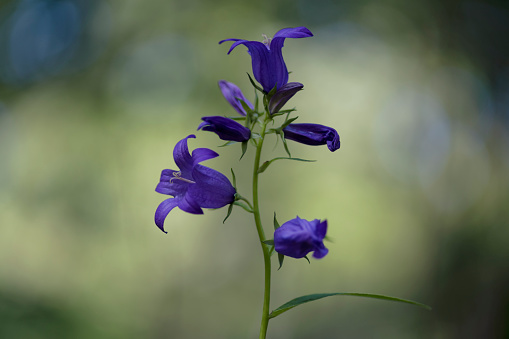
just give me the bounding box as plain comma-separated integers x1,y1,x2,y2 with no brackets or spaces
274,216,328,259
173,135,195,173
315,220,328,239
192,147,219,165
178,193,204,214
283,123,340,152
189,165,236,208
268,82,304,114
273,27,313,39
218,80,253,116
198,116,251,142
155,198,179,233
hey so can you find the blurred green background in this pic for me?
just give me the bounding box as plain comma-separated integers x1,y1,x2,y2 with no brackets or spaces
1,0,509,338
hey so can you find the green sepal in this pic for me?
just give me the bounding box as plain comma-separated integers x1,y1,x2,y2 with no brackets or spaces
254,90,259,112
233,201,253,213
271,109,296,118
273,212,281,230
239,99,254,115
262,240,274,246
282,135,292,157
277,253,285,270
230,168,237,188
247,73,264,93
258,157,316,174
240,141,248,160
268,293,432,319
229,116,246,121
218,141,238,147
223,203,234,223
267,83,278,97
303,255,310,264
281,116,299,129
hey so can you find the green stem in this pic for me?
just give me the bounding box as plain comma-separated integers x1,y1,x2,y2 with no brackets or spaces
253,117,271,339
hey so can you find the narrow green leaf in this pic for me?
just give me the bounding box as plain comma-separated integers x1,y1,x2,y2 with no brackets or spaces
240,141,248,160
223,203,234,223
262,240,274,246
218,141,238,147
254,90,259,112
230,168,237,188
247,73,264,93
229,116,246,121
277,253,285,270
282,135,292,157
269,293,432,319
258,157,316,174
233,201,253,213
273,212,280,230
281,116,299,129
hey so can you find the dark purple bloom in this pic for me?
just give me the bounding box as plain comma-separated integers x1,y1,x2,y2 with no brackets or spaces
198,116,251,142
218,80,253,116
274,217,328,259
283,123,340,152
269,82,303,114
155,135,236,233
219,27,313,93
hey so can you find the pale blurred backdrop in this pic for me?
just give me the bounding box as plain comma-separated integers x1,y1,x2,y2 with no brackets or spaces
1,0,508,338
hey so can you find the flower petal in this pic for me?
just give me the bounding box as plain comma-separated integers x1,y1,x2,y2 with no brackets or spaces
273,27,314,39
274,216,328,259
154,198,179,233
173,135,195,174
218,80,253,116
268,82,303,114
189,165,236,208
179,193,204,214
198,116,251,142
192,147,219,165
283,123,340,152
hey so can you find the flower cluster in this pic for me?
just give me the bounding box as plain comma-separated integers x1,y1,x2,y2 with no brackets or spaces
155,26,340,260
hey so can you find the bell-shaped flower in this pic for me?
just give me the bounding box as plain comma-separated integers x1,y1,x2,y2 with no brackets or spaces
155,135,236,233
268,82,303,114
219,27,313,93
274,217,329,259
198,116,251,142
218,80,254,116
283,123,340,152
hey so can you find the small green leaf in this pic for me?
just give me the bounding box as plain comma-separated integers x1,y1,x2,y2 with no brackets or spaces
240,141,248,160
273,212,281,230
219,141,238,147
229,116,246,121
277,253,285,270
262,240,274,246
281,116,299,129
230,168,237,188
223,203,234,223
282,135,292,157
258,157,316,174
269,293,432,319
247,73,264,93
254,90,259,112
233,201,253,213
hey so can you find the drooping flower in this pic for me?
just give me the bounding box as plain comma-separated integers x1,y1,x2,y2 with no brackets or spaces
218,80,254,116
155,135,236,233
274,217,328,259
268,82,303,114
283,123,340,152
198,116,251,142
219,27,313,93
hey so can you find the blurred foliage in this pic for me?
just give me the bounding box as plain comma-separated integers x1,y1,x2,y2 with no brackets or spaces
1,0,509,338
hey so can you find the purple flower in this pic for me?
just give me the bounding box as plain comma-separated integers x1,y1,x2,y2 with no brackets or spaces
219,27,313,93
274,217,328,259
155,135,236,233
198,116,251,142
269,82,304,114
218,80,254,116
283,123,340,152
